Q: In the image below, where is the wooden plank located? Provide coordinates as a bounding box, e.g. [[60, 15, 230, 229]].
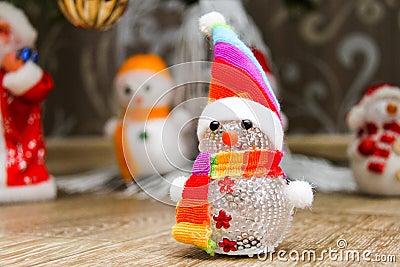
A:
[[0, 192, 397, 266], [46, 137, 116, 175], [0, 194, 175, 241], [35, 211, 400, 266], [285, 134, 351, 161], [0, 236, 111, 267]]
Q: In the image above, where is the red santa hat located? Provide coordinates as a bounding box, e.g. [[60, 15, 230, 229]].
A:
[[0, 2, 37, 47], [197, 12, 283, 150], [347, 83, 400, 130]]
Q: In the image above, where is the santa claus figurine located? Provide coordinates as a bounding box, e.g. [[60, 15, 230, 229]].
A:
[[347, 83, 400, 196], [0, 2, 56, 203]]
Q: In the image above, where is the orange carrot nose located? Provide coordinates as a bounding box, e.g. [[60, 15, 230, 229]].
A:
[[135, 96, 143, 105], [387, 102, 398, 115], [222, 131, 238, 146]]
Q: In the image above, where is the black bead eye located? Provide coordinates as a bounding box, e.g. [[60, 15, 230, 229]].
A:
[[124, 86, 132, 95], [241, 119, 253, 130], [209, 121, 220, 131], [144, 85, 151, 92]]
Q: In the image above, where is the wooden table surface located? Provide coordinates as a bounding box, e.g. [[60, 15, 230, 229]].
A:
[[0, 191, 399, 266]]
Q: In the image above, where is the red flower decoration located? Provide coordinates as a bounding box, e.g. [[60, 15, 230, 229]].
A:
[[218, 238, 237, 252], [218, 176, 235, 193], [213, 210, 232, 229]]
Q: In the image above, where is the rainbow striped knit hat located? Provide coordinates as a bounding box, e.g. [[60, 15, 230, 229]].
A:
[[197, 12, 283, 151]]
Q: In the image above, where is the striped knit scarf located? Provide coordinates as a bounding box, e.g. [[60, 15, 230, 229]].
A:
[[171, 149, 283, 255]]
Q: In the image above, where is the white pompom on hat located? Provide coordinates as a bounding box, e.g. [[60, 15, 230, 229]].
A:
[[0, 2, 37, 47], [199, 11, 226, 37], [346, 83, 400, 130]]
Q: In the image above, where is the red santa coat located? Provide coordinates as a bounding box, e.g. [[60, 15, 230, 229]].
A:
[[0, 67, 53, 186]]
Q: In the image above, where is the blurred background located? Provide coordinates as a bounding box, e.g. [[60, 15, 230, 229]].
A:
[[9, 0, 400, 136]]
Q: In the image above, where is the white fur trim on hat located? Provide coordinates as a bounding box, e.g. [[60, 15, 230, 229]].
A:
[[347, 85, 400, 130], [3, 61, 43, 96], [199, 11, 226, 37], [197, 97, 284, 150], [0, 2, 37, 47], [0, 177, 57, 203]]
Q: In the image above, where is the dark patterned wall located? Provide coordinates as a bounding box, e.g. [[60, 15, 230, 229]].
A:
[[24, 0, 400, 135], [248, 0, 400, 133]]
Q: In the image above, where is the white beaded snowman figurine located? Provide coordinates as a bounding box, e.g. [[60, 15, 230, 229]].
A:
[[170, 12, 314, 256], [347, 83, 400, 196]]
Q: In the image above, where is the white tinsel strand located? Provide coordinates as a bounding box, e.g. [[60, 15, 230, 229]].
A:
[[281, 150, 357, 192]]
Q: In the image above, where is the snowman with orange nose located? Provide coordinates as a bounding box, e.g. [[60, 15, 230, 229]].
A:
[[170, 12, 314, 256], [347, 83, 400, 195], [105, 54, 192, 182]]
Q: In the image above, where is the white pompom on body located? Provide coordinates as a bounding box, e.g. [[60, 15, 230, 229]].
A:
[[103, 117, 119, 138], [284, 180, 314, 209], [199, 11, 226, 36], [170, 176, 189, 204]]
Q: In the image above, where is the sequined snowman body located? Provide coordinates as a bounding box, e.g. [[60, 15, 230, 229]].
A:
[[200, 120, 294, 255], [209, 177, 293, 255]]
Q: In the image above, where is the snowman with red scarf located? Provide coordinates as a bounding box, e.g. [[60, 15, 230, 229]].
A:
[[347, 83, 400, 195], [0, 2, 55, 203]]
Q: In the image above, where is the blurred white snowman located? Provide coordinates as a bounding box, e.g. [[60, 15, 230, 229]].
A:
[[347, 83, 400, 196], [105, 54, 192, 182]]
